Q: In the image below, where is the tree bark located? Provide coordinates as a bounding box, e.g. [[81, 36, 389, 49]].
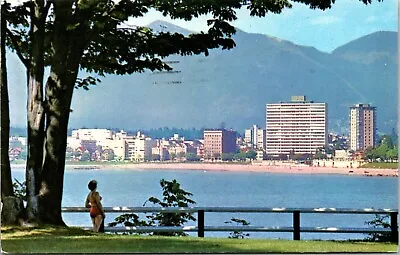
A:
[[1, 3, 27, 226], [1, 196, 24, 225], [38, 0, 86, 225], [39, 71, 74, 225], [1, 3, 14, 199], [25, 0, 47, 223]]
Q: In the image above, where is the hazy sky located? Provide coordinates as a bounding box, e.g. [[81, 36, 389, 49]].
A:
[[7, 0, 398, 128], [128, 0, 397, 53]]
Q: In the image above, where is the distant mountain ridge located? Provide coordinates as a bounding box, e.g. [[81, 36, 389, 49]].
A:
[[8, 21, 398, 134], [332, 31, 397, 65]]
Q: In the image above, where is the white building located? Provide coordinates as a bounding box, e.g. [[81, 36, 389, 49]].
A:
[[71, 129, 113, 143], [244, 125, 266, 150], [266, 96, 327, 156], [349, 104, 377, 151], [101, 139, 127, 160], [244, 129, 252, 144], [114, 130, 128, 140], [125, 131, 157, 161], [67, 137, 82, 150]]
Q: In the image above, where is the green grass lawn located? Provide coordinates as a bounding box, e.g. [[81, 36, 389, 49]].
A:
[[360, 162, 398, 169], [1, 226, 398, 253]]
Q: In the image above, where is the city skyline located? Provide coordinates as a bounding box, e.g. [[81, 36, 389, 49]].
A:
[[10, 97, 382, 139]]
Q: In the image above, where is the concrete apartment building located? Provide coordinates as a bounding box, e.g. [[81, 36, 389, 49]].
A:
[[203, 129, 237, 158], [69, 129, 127, 160], [266, 96, 328, 157], [125, 131, 157, 161], [100, 139, 127, 160], [349, 104, 377, 151], [244, 125, 266, 150]]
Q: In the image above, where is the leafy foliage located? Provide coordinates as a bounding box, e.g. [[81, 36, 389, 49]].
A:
[[364, 214, 392, 242], [5, 0, 380, 80], [364, 135, 398, 162], [12, 179, 26, 202], [233, 151, 247, 161], [245, 150, 257, 160], [224, 217, 250, 239], [108, 212, 152, 234], [221, 153, 235, 161], [144, 179, 196, 236], [109, 179, 196, 236], [185, 153, 200, 161], [75, 76, 101, 91]]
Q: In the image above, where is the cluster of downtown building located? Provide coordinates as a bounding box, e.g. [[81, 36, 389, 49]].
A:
[[64, 95, 377, 162]]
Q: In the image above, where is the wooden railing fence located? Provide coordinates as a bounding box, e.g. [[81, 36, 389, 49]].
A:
[[62, 207, 398, 241]]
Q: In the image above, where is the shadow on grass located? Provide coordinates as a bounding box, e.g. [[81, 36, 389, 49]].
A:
[[1, 225, 97, 239], [2, 227, 397, 253]]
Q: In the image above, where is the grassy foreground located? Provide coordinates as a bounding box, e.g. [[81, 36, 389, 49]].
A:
[[1, 226, 398, 253]]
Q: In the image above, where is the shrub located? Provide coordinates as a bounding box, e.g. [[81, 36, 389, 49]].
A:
[[224, 217, 250, 239], [109, 179, 196, 236], [364, 214, 392, 242]]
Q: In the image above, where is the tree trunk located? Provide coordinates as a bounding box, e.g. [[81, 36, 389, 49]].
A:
[[25, 0, 47, 223], [1, 196, 24, 225], [1, 3, 27, 226], [39, 71, 74, 225], [37, 0, 86, 225], [0, 2, 14, 199]]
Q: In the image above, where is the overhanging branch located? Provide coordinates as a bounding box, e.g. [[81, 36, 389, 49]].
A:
[[5, 27, 29, 68]]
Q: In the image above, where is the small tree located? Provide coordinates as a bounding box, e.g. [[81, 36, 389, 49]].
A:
[[110, 179, 196, 236], [80, 151, 91, 161], [186, 153, 200, 162], [212, 153, 221, 160], [245, 150, 257, 160], [13, 179, 27, 202], [169, 153, 177, 161], [224, 217, 250, 239], [364, 214, 393, 242], [145, 179, 196, 236], [233, 152, 247, 161], [177, 152, 186, 159], [221, 153, 234, 161]]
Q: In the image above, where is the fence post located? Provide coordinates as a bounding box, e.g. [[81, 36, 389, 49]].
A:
[[198, 210, 204, 238], [390, 212, 398, 243], [293, 211, 300, 240]]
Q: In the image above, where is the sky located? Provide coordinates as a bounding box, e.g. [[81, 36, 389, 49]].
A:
[[7, 0, 398, 128], [128, 0, 398, 53]]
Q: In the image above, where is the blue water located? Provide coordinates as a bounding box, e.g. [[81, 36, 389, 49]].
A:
[[11, 168, 398, 240]]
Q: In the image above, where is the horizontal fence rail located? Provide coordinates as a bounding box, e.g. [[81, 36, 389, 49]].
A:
[[62, 207, 398, 241]]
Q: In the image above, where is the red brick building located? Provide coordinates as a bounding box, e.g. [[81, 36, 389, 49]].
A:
[[203, 129, 237, 158]]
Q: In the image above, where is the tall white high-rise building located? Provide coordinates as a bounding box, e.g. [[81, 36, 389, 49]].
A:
[[244, 125, 266, 150], [266, 96, 327, 156], [349, 104, 377, 151]]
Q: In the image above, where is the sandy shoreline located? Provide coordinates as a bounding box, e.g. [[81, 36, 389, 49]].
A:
[[9, 161, 396, 177], [11, 162, 398, 177], [110, 162, 398, 177]]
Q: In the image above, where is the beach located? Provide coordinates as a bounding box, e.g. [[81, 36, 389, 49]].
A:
[[11, 161, 398, 177], [61, 162, 398, 177]]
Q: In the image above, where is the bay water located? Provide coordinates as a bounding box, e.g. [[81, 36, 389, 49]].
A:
[[11, 167, 398, 240]]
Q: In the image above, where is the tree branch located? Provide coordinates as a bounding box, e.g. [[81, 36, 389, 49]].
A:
[[5, 27, 29, 68], [43, 0, 53, 15]]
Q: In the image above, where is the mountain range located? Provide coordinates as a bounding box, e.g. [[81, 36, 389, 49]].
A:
[[8, 21, 398, 134]]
